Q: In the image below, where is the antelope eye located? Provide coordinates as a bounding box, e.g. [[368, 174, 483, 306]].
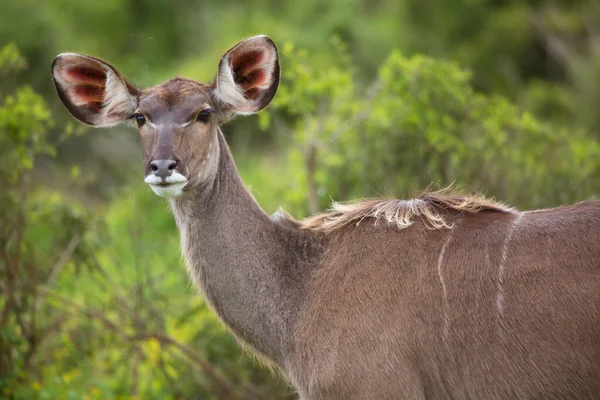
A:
[[196, 109, 211, 123], [134, 113, 146, 127]]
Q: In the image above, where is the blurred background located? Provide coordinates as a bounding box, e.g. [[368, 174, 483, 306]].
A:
[[1, 0, 599, 398]]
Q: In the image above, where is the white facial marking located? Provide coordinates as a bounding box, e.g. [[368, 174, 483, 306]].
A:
[[144, 174, 162, 185], [198, 153, 210, 178], [437, 231, 453, 338], [165, 171, 187, 184], [497, 213, 524, 315]]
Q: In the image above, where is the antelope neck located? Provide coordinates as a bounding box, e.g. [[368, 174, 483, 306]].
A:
[[168, 130, 307, 363]]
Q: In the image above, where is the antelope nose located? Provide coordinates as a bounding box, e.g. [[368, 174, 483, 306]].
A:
[[150, 159, 177, 179]]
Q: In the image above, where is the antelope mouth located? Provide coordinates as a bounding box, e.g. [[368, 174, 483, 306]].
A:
[[144, 173, 188, 198]]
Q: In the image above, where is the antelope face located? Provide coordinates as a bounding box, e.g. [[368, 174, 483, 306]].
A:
[[52, 35, 280, 198], [135, 80, 218, 198]]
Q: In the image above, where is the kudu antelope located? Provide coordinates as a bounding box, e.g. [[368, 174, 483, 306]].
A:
[[52, 36, 600, 399]]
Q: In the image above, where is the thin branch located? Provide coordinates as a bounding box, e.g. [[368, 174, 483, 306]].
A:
[[34, 234, 81, 313], [157, 349, 186, 399], [305, 144, 319, 215], [325, 78, 383, 145], [41, 289, 128, 338], [131, 350, 141, 398], [272, 115, 294, 139], [132, 332, 259, 400], [0, 212, 24, 330], [89, 254, 147, 330]]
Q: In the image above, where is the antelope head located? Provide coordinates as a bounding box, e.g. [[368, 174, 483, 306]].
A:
[[52, 36, 280, 198]]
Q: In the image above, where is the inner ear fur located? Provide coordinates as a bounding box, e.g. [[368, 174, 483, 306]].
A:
[[52, 54, 138, 126], [214, 35, 280, 114]]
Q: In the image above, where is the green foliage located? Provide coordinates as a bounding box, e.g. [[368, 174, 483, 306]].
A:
[[3, 0, 599, 200], [270, 42, 600, 216], [0, 43, 93, 399], [0, 45, 52, 181], [0, 44, 27, 78]]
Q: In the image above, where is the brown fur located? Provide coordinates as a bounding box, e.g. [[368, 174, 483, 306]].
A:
[[53, 36, 600, 400], [290, 201, 600, 399]]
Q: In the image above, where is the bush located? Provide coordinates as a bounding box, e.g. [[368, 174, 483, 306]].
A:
[[269, 39, 600, 216]]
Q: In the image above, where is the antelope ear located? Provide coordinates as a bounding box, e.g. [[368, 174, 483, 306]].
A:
[[52, 53, 138, 126], [213, 35, 280, 115]]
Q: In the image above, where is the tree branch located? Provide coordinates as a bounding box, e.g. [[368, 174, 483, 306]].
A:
[[34, 234, 81, 313]]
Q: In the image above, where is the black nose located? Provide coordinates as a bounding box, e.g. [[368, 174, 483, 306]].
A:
[[150, 159, 178, 179]]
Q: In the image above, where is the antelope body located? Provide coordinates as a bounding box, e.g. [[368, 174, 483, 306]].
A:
[[52, 36, 600, 399]]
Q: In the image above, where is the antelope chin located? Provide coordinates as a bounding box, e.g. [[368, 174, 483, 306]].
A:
[[147, 181, 188, 198]]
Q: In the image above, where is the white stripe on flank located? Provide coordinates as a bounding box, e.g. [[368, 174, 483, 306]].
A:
[[437, 231, 453, 338], [497, 213, 524, 315]]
